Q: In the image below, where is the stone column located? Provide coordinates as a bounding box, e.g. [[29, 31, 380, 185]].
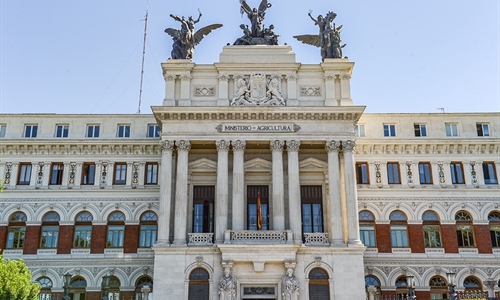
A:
[[157, 141, 174, 245], [483, 279, 497, 299], [217, 75, 229, 106], [179, 75, 192, 106], [342, 140, 362, 245], [287, 140, 301, 244], [367, 286, 378, 300], [30, 162, 38, 187], [326, 141, 344, 245], [231, 140, 246, 231], [74, 163, 83, 188], [173, 140, 190, 245], [475, 161, 485, 187], [215, 140, 230, 243], [270, 140, 285, 230], [94, 162, 102, 187], [125, 162, 133, 186]]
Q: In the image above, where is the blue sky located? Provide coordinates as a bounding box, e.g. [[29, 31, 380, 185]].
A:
[[1, 0, 499, 114]]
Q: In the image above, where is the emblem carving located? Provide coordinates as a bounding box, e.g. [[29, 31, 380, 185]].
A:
[[230, 74, 286, 106], [194, 86, 215, 96], [300, 87, 321, 96]]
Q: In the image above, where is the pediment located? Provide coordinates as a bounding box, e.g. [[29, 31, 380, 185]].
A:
[[189, 158, 217, 173], [299, 158, 328, 172], [244, 158, 272, 173]]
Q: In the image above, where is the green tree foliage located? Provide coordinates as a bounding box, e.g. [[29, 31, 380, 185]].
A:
[[0, 253, 41, 300]]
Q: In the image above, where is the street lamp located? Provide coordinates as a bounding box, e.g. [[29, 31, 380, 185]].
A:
[[446, 272, 457, 300], [406, 275, 416, 300], [62, 273, 72, 300], [101, 275, 111, 300]]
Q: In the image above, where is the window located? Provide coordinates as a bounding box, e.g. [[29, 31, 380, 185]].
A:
[[423, 211, 442, 248], [74, 211, 93, 248], [107, 211, 125, 248], [395, 276, 410, 299], [117, 124, 130, 137], [40, 212, 60, 248], [455, 211, 475, 247], [356, 162, 369, 184], [365, 276, 381, 299], [450, 162, 464, 184], [24, 124, 38, 138], [145, 163, 158, 185], [69, 277, 87, 300], [135, 277, 153, 300], [55, 125, 69, 138], [139, 211, 158, 248], [6, 212, 27, 249], [359, 211, 376, 248], [383, 124, 396, 137], [18, 163, 32, 185], [193, 186, 215, 234], [476, 123, 490, 137], [419, 162, 433, 184], [445, 123, 458, 137], [488, 211, 500, 248], [81, 163, 96, 185], [87, 124, 100, 138], [482, 162, 498, 184], [106, 276, 121, 300], [147, 124, 160, 138], [301, 186, 323, 234], [37, 277, 53, 300], [309, 268, 330, 300], [387, 162, 401, 184], [390, 211, 408, 248], [355, 124, 365, 137], [114, 163, 127, 185], [414, 124, 427, 137], [429, 276, 448, 300], [247, 186, 269, 230], [188, 268, 209, 300], [50, 163, 64, 185], [0, 124, 6, 137], [463, 277, 483, 292]]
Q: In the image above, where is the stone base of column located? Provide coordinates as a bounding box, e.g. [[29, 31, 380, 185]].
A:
[[330, 239, 347, 247], [153, 242, 170, 248], [348, 239, 364, 247], [172, 240, 187, 246]]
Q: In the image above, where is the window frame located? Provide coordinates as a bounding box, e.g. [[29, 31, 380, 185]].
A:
[[145, 162, 159, 185], [40, 212, 60, 249], [450, 162, 465, 184], [49, 162, 64, 185], [106, 211, 126, 248], [455, 211, 475, 248], [247, 186, 269, 230], [355, 162, 370, 184], [139, 211, 158, 248], [383, 124, 396, 137], [6, 212, 27, 249], [390, 211, 409, 248], [117, 124, 131, 138], [359, 211, 376, 248], [355, 124, 365, 137], [18, 163, 32, 185], [0, 124, 6, 138], [86, 124, 100, 138], [24, 124, 38, 138], [445, 123, 458, 137], [55, 124, 69, 138], [482, 162, 498, 184], [418, 162, 433, 184], [414, 123, 427, 137], [476, 123, 490, 137], [301, 185, 324, 234], [387, 162, 401, 184], [81, 163, 96, 185], [489, 211, 500, 248], [114, 163, 127, 185], [147, 124, 161, 138], [73, 211, 93, 248]]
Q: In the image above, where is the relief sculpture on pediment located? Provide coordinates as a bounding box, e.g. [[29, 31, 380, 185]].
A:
[[230, 73, 286, 106]]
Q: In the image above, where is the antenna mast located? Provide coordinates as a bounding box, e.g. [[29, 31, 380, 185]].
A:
[[137, 3, 149, 114]]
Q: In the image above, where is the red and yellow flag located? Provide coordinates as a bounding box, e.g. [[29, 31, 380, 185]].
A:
[[257, 191, 262, 230]]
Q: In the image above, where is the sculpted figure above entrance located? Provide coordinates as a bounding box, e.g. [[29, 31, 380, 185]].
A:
[[230, 74, 285, 106]]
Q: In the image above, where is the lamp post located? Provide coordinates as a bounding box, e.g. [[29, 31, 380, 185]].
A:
[[62, 273, 72, 300], [101, 274, 111, 300], [446, 272, 457, 300], [406, 275, 416, 300]]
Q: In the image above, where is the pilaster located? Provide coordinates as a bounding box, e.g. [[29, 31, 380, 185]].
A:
[[286, 140, 301, 244], [342, 140, 362, 245], [231, 140, 246, 231], [217, 74, 229, 106], [215, 140, 230, 242], [173, 140, 190, 245], [326, 140, 344, 245], [157, 140, 174, 245]]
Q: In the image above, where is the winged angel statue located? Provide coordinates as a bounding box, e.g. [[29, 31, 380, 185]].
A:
[[293, 11, 346, 61], [165, 10, 222, 59], [234, 0, 279, 45]]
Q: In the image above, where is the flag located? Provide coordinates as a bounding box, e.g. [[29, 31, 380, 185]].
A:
[[257, 191, 262, 230]]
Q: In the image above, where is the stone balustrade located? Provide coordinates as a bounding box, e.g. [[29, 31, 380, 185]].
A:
[[188, 233, 214, 246], [303, 232, 329, 245], [224, 230, 293, 244]]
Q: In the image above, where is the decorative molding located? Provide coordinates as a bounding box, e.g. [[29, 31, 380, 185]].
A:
[[270, 140, 285, 152], [300, 87, 321, 96], [342, 140, 356, 152], [176, 140, 191, 152], [159, 140, 175, 152], [4, 163, 12, 185], [216, 140, 231, 152], [132, 163, 139, 186], [194, 86, 215, 96], [68, 163, 76, 187], [325, 140, 341, 153], [100, 162, 108, 188], [286, 140, 300, 152], [231, 140, 246, 151], [469, 162, 478, 186], [36, 162, 44, 187]]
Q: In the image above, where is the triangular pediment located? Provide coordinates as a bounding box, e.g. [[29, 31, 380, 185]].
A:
[[244, 158, 272, 173], [188, 158, 217, 173], [299, 157, 328, 172]]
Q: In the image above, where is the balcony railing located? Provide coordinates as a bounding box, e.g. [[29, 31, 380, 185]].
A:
[[188, 233, 214, 246], [224, 230, 293, 244], [303, 232, 329, 245]]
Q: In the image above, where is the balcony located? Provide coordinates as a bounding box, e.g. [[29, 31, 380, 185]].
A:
[[188, 233, 214, 246], [303, 232, 329, 246], [224, 230, 293, 244]]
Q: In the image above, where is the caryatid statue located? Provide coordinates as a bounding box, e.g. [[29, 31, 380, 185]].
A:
[[165, 10, 222, 59], [281, 261, 299, 300], [218, 263, 237, 300], [234, 0, 279, 45]]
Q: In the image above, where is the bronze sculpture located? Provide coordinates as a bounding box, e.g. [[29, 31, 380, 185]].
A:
[[234, 0, 279, 45]]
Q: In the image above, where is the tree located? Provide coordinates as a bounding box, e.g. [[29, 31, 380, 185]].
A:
[[0, 253, 41, 300]]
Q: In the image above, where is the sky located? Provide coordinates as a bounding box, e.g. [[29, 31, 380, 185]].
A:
[[1, 0, 499, 115]]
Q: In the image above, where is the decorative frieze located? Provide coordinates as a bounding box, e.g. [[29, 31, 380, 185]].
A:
[[300, 87, 321, 96], [36, 163, 44, 187], [405, 162, 413, 185], [216, 123, 300, 133], [4, 162, 12, 185], [230, 73, 286, 106], [470, 162, 478, 186], [100, 162, 108, 188], [194, 86, 215, 96], [132, 163, 139, 186], [68, 163, 76, 187]]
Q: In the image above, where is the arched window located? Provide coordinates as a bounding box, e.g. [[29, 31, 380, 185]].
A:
[[359, 211, 376, 248], [422, 210, 442, 248], [135, 276, 153, 300], [390, 211, 409, 248], [455, 211, 475, 247], [107, 211, 125, 248], [189, 268, 210, 300], [7, 212, 27, 249], [74, 211, 93, 248], [107, 276, 121, 300], [308, 268, 330, 300], [70, 276, 87, 300], [488, 211, 500, 248], [139, 211, 158, 248], [37, 277, 53, 300], [365, 275, 380, 300], [429, 276, 448, 300], [463, 276, 482, 291], [395, 276, 409, 299], [40, 212, 60, 249]]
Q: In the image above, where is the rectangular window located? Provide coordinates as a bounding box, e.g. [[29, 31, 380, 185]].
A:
[[456, 225, 475, 247], [360, 226, 376, 247], [18, 163, 32, 185], [450, 162, 464, 184], [139, 225, 157, 247], [192, 186, 215, 233], [114, 163, 127, 185], [147, 124, 160, 138], [247, 186, 269, 230], [387, 162, 401, 184], [390, 225, 409, 247], [445, 123, 458, 137], [55, 125, 69, 138], [423, 226, 442, 247], [40, 227, 59, 248], [117, 125, 130, 138], [355, 124, 365, 137], [419, 162, 433, 184], [7, 227, 25, 248], [483, 162, 498, 184], [476, 123, 490, 137], [145, 163, 158, 185], [106, 225, 125, 247], [24, 124, 38, 138], [414, 124, 427, 137], [87, 125, 100, 138], [0, 124, 6, 137], [301, 186, 323, 234], [383, 124, 396, 137], [50, 163, 64, 185], [356, 162, 370, 184], [73, 226, 92, 248], [490, 226, 500, 248], [81, 163, 96, 185]]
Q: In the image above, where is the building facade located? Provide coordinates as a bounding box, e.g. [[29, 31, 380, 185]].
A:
[[0, 45, 499, 300]]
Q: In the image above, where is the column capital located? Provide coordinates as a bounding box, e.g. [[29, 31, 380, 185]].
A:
[[176, 140, 191, 152], [325, 140, 341, 153], [270, 140, 285, 152], [159, 140, 175, 151], [180, 75, 192, 81], [217, 74, 229, 81], [341, 74, 352, 80], [342, 140, 356, 152], [216, 140, 231, 152], [231, 140, 246, 151], [286, 140, 300, 152]]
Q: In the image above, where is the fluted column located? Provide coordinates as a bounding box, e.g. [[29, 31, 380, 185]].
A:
[[270, 140, 285, 230], [157, 140, 174, 245], [287, 140, 301, 243], [231, 140, 246, 230], [173, 140, 190, 245], [215, 140, 230, 243], [326, 141, 344, 245], [342, 140, 362, 245]]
